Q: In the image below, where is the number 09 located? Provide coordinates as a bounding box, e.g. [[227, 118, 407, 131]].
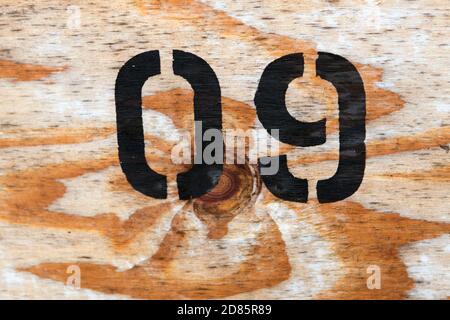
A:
[[115, 50, 366, 203]]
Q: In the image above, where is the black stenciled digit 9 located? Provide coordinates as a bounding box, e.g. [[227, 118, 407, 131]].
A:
[[115, 50, 366, 202], [255, 52, 366, 203]]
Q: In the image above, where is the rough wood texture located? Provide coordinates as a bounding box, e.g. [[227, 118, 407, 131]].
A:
[[0, 0, 449, 299]]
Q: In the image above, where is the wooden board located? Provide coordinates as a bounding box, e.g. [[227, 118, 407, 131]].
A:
[[0, 0, 449, 299]]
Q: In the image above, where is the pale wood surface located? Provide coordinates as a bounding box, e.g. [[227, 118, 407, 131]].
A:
[[0, 0, 449, 299]]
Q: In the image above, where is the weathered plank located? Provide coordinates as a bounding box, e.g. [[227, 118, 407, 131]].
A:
[[0, 0, 449, 299]]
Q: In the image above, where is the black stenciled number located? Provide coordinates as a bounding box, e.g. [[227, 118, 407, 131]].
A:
[[116, 50, 166, 199], [173, 50, 223, 200], [115, 50, 223, 200], [255, 52, 366, 203], [116, 50, 364, 203], [315, 52, 366, 203], [255, 53, 325, 202]]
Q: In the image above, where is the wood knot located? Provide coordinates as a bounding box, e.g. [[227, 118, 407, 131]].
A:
[[193, 162, 261, 239]]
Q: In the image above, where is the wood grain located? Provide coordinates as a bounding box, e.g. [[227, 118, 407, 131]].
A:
[[0, 0, 449, 299]]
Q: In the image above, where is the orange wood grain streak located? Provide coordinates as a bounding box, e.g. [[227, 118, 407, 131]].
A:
[[0, 127, 115, 148], [0, 59, 67, 82], [297, 127, 450, 165], [314, 201, 450, 299], [22, 210, 291, 299]]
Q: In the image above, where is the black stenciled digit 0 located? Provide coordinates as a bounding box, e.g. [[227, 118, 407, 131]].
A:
[[173, 50, 223, 200], [115, 50, 223, 200], [255, 52, 366, 203], [115, 50, 167, 199]]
